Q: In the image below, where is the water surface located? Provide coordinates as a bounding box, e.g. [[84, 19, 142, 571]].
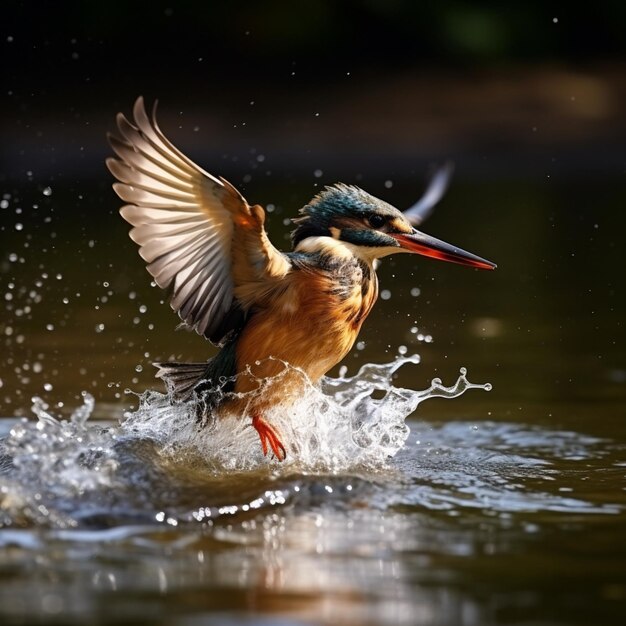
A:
[[1, 178, 625, 625]]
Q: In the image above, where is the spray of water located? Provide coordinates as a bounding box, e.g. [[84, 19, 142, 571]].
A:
[[0, 356, 490, 527], [122, 356, 490, 472]]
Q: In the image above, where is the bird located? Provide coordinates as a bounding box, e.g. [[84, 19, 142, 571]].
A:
[[107, 97, 496, 462]]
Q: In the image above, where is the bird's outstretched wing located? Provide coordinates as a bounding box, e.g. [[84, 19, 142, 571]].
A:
[[403, 162, 454, 226], [107, 97, 290, 345]]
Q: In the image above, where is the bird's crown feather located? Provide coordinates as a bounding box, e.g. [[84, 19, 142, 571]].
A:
[[291, 183, 397, 246]]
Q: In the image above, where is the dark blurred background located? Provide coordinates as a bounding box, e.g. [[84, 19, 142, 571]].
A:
[[2, 1, 626, 181], [1, 1, 625, 421]]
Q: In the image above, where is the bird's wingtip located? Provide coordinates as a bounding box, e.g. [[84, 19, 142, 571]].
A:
[[404, 162, 455, 226]]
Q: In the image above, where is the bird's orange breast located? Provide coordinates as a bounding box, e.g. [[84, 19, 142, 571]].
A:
[[232, 255, 378, 404]]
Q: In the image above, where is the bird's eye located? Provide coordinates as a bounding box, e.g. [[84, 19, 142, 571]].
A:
[[368, 214, 386, 229]]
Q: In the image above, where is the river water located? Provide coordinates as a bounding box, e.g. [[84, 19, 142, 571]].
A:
[[1, 178, 625, 625]]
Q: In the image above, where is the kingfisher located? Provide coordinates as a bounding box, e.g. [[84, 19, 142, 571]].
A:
[[107, 97, 496, 461]]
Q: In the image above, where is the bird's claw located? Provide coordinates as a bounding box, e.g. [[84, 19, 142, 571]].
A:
[[252, 414, 286, 461]]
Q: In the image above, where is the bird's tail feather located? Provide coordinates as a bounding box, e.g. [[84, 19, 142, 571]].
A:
[[153, 361, 207, 401]]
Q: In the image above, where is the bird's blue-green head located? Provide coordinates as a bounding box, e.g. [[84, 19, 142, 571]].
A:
[[292, 184, 496, 269]]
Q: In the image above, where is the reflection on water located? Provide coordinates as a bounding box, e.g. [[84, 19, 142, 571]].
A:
[[1, 413, 625, 624]]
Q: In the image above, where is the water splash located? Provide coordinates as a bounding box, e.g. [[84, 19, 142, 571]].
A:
[[0, 357, 489, 526], [1, 356, 623, 531], [122, 357, 490, 472], [7, 392, 117, 491], [1, 392, 118, 527]]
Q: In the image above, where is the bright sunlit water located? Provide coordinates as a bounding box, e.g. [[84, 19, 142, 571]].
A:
[[1, 178, 625, 625]]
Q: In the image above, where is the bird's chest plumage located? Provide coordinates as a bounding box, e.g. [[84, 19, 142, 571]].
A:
[[234, 252, 378, 388]]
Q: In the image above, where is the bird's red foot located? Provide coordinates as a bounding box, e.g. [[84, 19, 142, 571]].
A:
[[252, 414, 286, 461]]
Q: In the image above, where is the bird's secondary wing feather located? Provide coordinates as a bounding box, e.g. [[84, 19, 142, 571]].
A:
[[107, 96, 290, 345]]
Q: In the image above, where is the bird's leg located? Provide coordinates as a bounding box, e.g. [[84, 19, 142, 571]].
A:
[[252, 414, 286, 461]]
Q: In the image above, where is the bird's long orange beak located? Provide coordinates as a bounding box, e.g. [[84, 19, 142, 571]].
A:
[[391, 230, 496, 270]]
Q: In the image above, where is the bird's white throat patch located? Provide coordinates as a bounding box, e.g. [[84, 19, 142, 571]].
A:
[[295, 235, 398, 264], [295, 235, 356, 259]]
